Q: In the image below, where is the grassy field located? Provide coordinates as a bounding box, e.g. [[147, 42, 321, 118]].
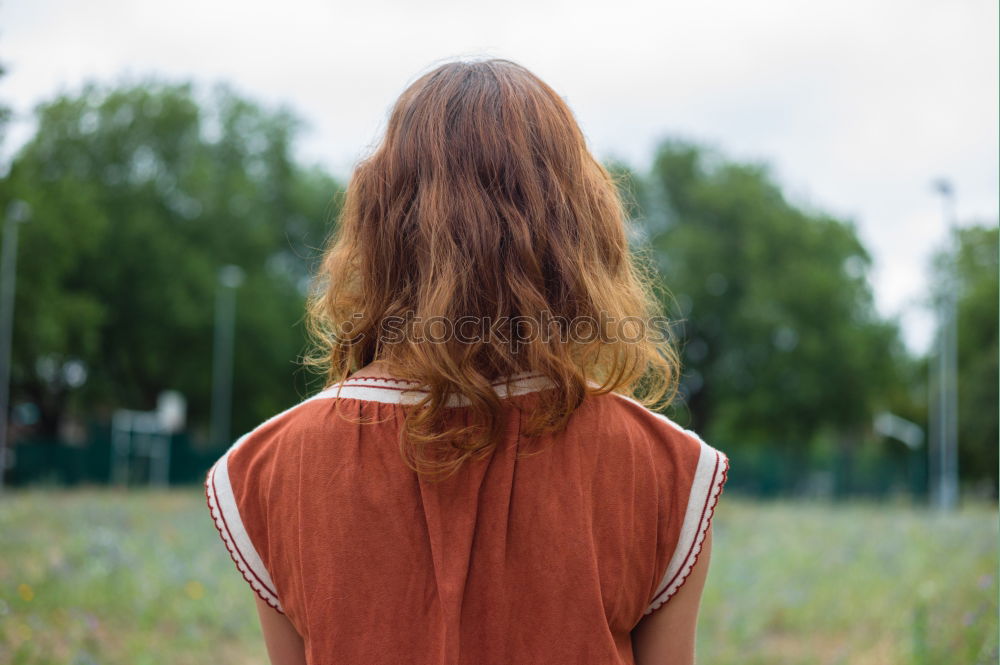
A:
[[0, 489, 996, 665]]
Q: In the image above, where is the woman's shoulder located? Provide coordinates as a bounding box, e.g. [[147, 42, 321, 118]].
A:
[[584, 391, 729, 617], [233, 388, 342, 447], [580, 390, 729, 498], [584, 390, 719, 454], [208, 382, 377, 471]]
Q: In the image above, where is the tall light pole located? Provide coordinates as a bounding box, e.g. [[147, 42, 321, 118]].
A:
[[930, 178, 959, 511], [210, 265, 244, 447], [0, 200, 31, 494]]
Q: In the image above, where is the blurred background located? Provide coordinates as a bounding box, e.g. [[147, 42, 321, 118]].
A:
[[0, 0, 996, 663]]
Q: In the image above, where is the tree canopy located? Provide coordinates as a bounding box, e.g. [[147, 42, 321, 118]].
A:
[[622, 141, 909, 452], [1, 80, 340, 441]]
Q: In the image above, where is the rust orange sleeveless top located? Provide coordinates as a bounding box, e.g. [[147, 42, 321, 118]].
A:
[[204, 373, 729, 665]]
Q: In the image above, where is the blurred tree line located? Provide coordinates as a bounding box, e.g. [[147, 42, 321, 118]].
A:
[[0, 79, 339, 441], [0, 78, 995, 492]]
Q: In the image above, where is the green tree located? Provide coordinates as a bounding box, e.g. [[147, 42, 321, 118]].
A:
[[634, 141, 908, 459], [2, 80, 341, 443]]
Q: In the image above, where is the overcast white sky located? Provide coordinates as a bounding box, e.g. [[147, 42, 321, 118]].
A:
[[2, 0, 997, 354]]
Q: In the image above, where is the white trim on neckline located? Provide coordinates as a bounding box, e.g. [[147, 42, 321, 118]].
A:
[[311, 371, 556, 406]]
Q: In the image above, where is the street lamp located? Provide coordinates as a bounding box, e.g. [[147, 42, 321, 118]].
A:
[[210, 264, 245, 448], [929, 178, 959, 511], [0, 200, 31, 493]]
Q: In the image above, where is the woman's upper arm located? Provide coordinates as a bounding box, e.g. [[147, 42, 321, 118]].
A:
[[255, 593, 307, 665], [630, 525, 713, 665]]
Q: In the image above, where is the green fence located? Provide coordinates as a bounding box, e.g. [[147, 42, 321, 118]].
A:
[[721, 441, 929, 500], [5, 422, 225, 487], [5, 425, 930, 501]]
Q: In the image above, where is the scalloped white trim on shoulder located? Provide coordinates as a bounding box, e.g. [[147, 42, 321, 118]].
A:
[[205, 455, 284, 613], [643, 443, 728, 616]]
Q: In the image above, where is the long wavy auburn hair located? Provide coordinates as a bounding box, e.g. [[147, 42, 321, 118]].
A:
[[303, 57, 681, 482]]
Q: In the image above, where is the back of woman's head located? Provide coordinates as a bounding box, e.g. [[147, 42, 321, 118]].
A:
[[305, 57, 680, 480]]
